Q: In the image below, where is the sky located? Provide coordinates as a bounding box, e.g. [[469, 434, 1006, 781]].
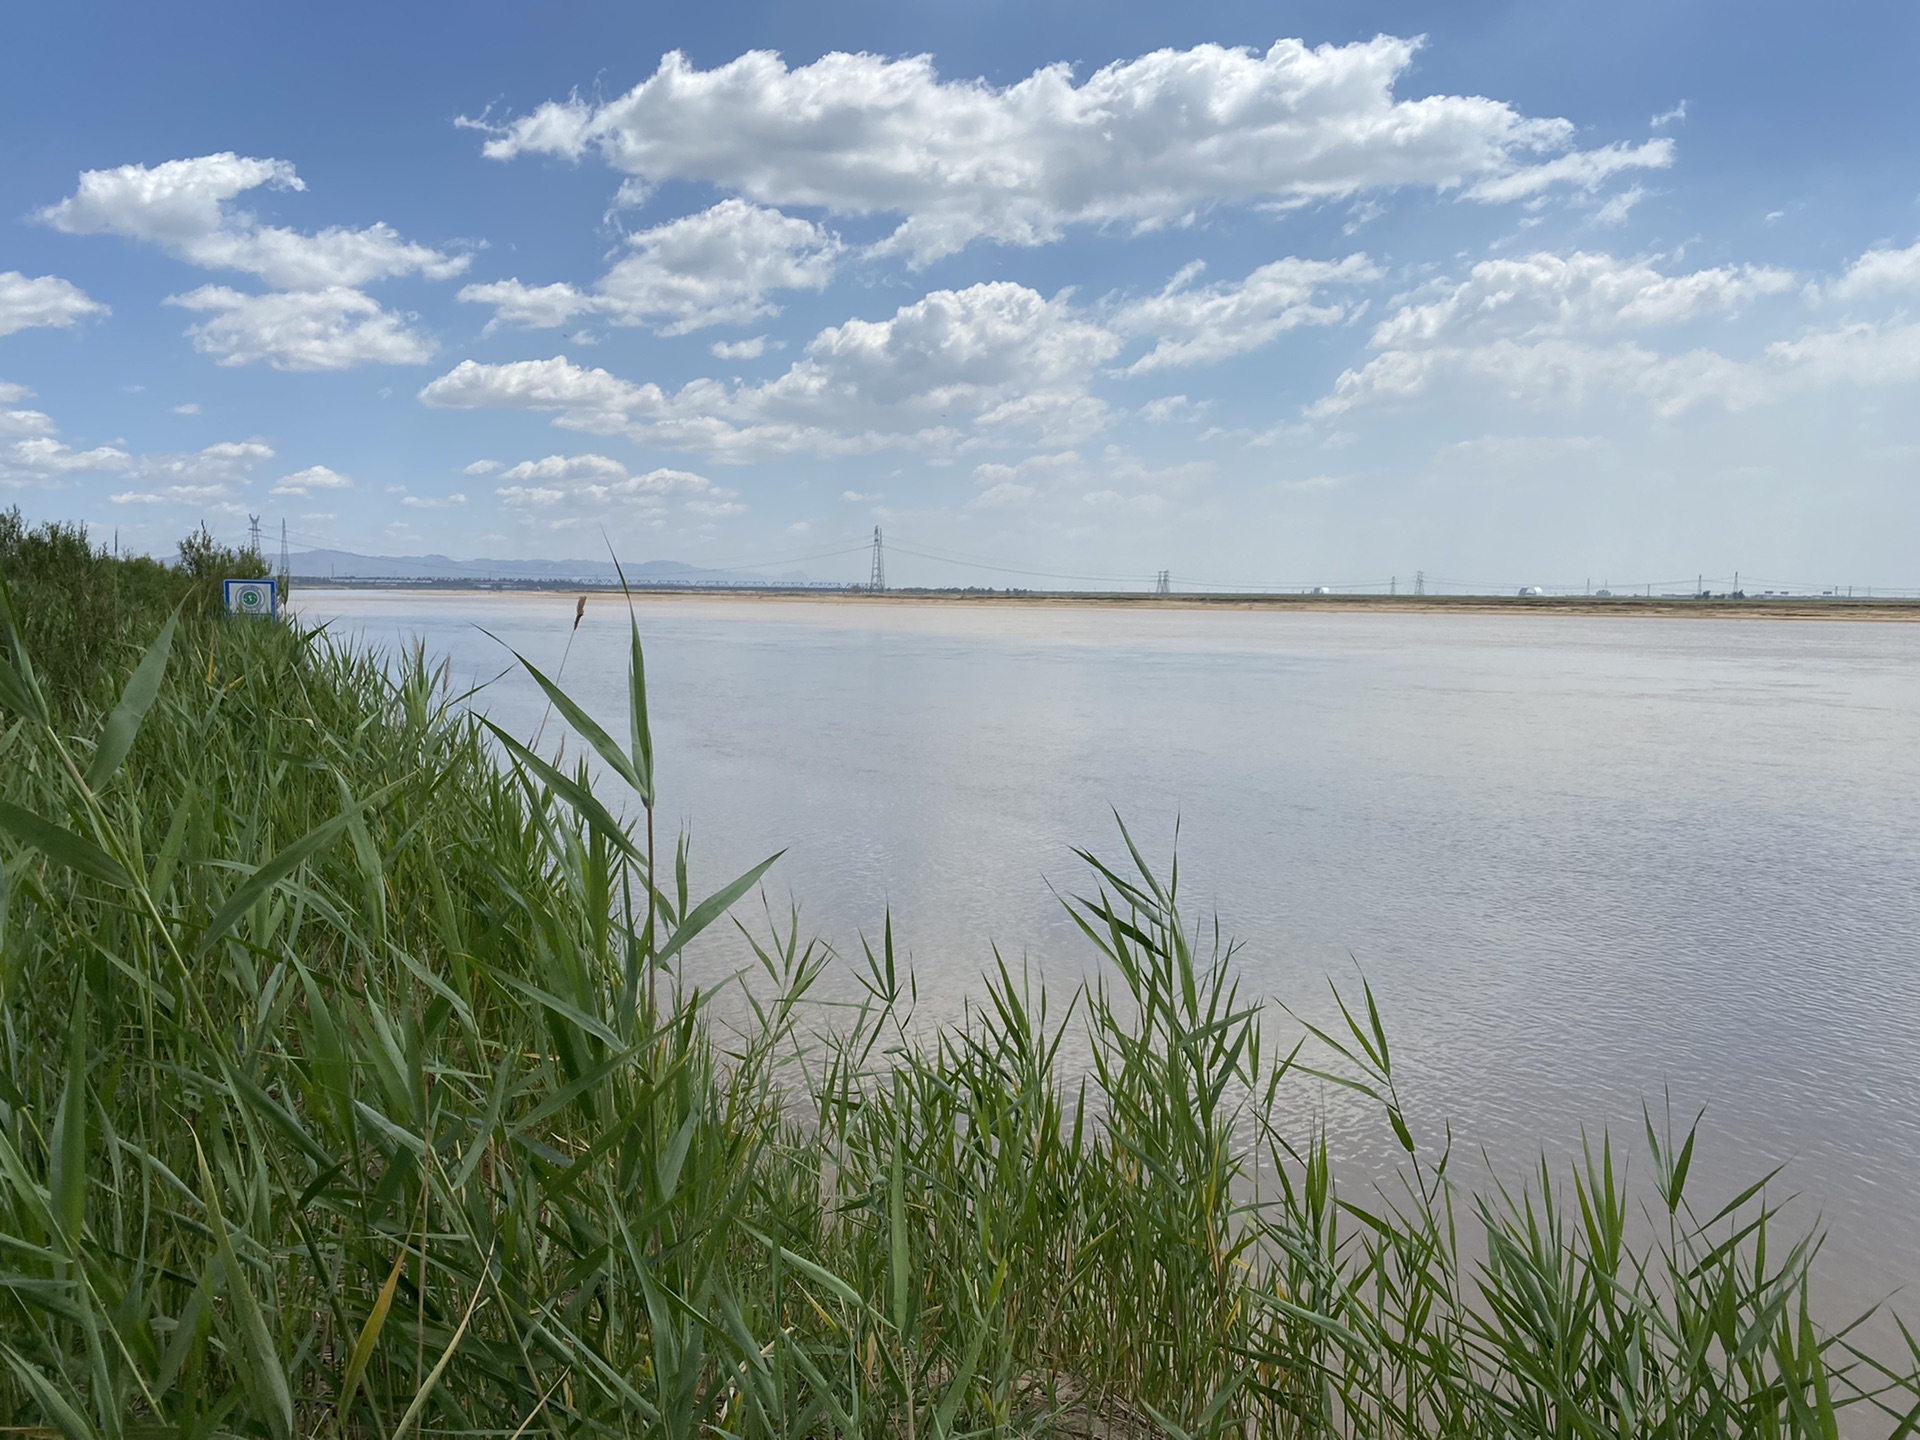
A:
[[2, 0, 1917, 592]]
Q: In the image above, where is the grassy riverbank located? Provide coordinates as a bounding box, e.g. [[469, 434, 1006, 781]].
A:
[[3, 518, 1917, 1437]]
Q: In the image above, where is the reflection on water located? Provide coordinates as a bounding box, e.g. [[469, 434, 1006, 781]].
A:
[[297, 591, 1920, 1319]]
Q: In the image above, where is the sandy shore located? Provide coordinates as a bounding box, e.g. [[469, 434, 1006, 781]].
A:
[[292, 584, 1920, 623]]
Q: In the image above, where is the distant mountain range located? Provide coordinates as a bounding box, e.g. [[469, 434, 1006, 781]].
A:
[[287, 548, 813, 586]]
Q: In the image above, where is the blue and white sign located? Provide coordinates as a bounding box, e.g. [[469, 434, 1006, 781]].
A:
[[223, 579, 278, 618]]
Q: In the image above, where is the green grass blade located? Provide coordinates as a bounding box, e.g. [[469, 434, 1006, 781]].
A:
[[626, 609, 654, 808], [194, 1138, 293, 1440], [49, 981, 87, 1245], [0, 1345, 100, 1440], [83, 606, 178, 791], [195, 778, 403, 958], [391, 1262, 490, 1440], [0, 800, 134, 890], [608, 550, 656, 808], [339, 1243, 409, 1426], [484, 625, 646, 797], [655, 851, 784, 967]]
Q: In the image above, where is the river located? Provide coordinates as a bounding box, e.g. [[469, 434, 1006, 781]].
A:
[[295, 589, 1920, 1321]]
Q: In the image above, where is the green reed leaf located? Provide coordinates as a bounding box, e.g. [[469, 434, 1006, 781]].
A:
[[84, 606, 178, 791], [0, 799, 134, 890]]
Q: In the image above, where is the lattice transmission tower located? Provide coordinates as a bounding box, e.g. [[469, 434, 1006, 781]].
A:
[[869, 526, 886, 592], [1154, 569, 1171, 595]]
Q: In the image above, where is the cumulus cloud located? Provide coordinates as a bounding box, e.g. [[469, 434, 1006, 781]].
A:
[[402, 492, 467, 508], [1463, 140, 1673, 203], [1312, 338, 1754, 418], [168, 286, 433, 369], [471, 40, 1667, 262], [1313, 252, 1799, 415], [1138, 394, 1209, 423], [109, 439, 276, 509], [40, 153, 457, 368], [1827, 240, 1920, 301], [461, 200, 840, 334], [494, 452, 738, 523], [2, 436, 133, 486], [423, 281, 1120, 459], [1368, 252, 1793, 349], [1113, 254, 1377, 373], [0, 271, 108, 336], [1, 382, 278, 508], [712, 335, 770, 360], [39, 153, 466, 288], [0, 381, 129, 487], [1314, 258, 1920, 421], [270, 464, 352, 496], [965, 447, 1209, 518]]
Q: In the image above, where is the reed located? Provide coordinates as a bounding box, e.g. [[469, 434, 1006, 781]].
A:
[[1, 529, 1915, 1437]]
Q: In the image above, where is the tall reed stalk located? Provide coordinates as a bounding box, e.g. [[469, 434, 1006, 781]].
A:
[[1, 529, 1914, 1437]]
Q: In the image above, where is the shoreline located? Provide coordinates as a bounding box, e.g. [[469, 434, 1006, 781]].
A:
[[291, 584, 1920, 623]]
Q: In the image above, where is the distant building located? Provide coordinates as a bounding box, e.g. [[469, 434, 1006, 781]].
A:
[[1518, 586, 1546, 596]]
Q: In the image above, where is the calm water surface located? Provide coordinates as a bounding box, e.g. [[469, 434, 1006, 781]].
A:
[[297, 591, 1920, 1317]]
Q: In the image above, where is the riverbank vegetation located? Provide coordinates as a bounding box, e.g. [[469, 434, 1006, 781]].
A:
[[2, 517, 1916, 1437]]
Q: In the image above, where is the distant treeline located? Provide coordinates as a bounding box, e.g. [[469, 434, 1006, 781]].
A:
[[0, 507, 268, 710]]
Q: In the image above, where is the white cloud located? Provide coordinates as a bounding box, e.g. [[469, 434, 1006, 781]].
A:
[[1828, 240, 1920, 301], [1311, 251, 1818, 418], [963, 447, 1209, 520], [1312, 337, 1753, 417], [173, 402, 202, 415], [1113, 254, 1376, 373], [1761, 319, 1920, 386], [39, 153, 466, 289], [1650, 101, 1688, 129], [1590, 185, 1648, 227], [712, 335, 770, 360], [270, 464, 352, 496], [970, 481, 1037, 508], [3, 436, 133, 486], [461, 200, 839, 334], [1367, 252, 1793, 350], [1464, 140, 1673, 203], [472, 40, 1667, 263], [420, 355, 663, 429], [423, 281, 1121, 459], [106, 439, 276, 509], [458, 279, 587, 329], [462, 459, 501, 475], [0, 398, 56, 438], [0, 271, 108, 336], [168, 286, 433, 369], [402, 492, 467, 508], [494, 452, 737, 523], [498, 453, 631, 484], [1138, 394, 1209, 423], [1, 382, 129, 487], [1, 387, 277, 504], [41, 153, 460, 370]]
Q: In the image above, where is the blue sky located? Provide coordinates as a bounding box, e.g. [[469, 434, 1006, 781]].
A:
[[3, 0, 1917, 590]]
